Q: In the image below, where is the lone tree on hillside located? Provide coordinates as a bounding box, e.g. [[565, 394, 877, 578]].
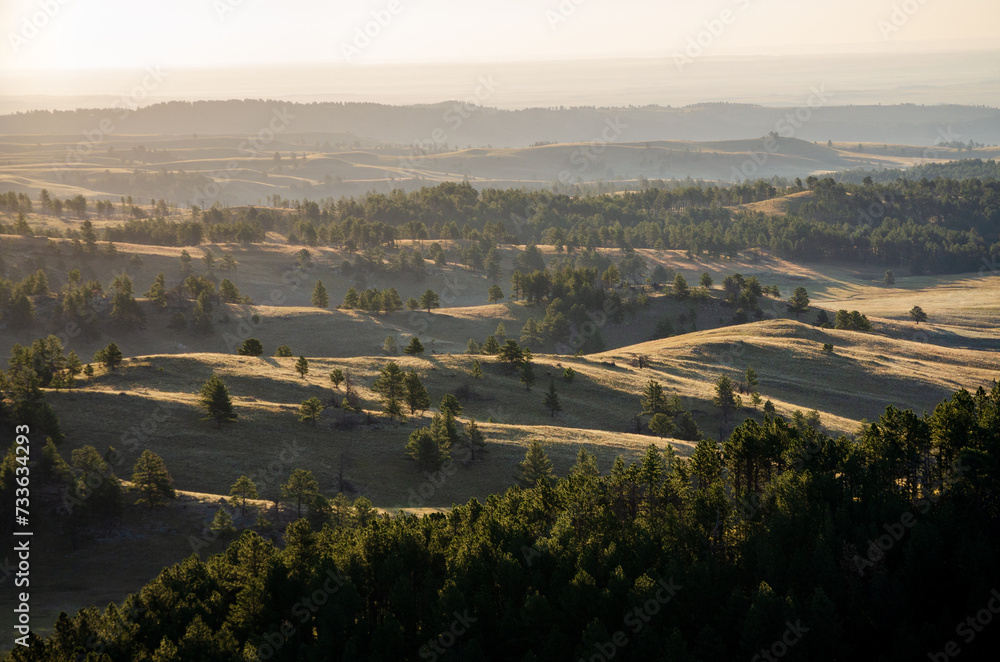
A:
[[199, 374, 237, 428], [275, 345, 293, 357], [404, 337, 425, 355], [282, 468, 319, 519], [229, 475, 258, 517], [94, 342, 123, 370], [311, 280, 329, 308], [745, 366, 760, 396], [330, 368, 345, 389], [520, 361, 536, 391], [237, 338, 264, 356], [130, 450, 176, 508], [419, 289, 441, 312], [884, 270, 896, 286], [787, 287, 810, 316], [910, 305, 928, 324], [461, 417, 488, 462], [299, 397, 324, 424], [518, 440, 554, 486], [672, 273, 689, 299], [543, 380, 561, 417], [295, 356, 309, 379], [488, 284, 504, 303]]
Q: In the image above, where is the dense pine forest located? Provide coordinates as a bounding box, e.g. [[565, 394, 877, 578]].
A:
[[4, 166, 998, 276], [3, 377, 999, 661]]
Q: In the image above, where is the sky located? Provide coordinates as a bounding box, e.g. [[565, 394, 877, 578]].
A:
[[3, 0, 998, 70], [0, 0, 997, 107]]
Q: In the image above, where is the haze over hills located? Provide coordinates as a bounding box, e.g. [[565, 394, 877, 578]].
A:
[[4, 100, 1000, 146], [3, 100, 1000, 204], [3, 50, 999, 112]]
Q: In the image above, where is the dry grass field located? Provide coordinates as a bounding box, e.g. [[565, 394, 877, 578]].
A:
[[1, 228, 998, 648]]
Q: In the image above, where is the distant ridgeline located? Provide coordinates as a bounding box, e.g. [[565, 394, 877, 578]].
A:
[[7, 381, 1000, 661], [2, 167, 999, 275]]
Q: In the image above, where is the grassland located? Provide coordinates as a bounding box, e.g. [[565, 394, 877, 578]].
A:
[[1, 229, 998, 648]]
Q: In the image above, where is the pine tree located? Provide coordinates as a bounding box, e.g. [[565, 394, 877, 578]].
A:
[[404, 337, 425, 355], [311, 280, 329, 308], [435, 393, 460, 418], [430, 409, 460, 454], [295, 356, 309, 379], [342, 287, 359, 309], [641, 380, 673, 417], [299, 397, 324, 424], [210, 507, 237, 536], [192, 290, 213, 333], [373, 361, 406, 420], [746, 366, 759, 395], [672, 273, 689, 298], [488, 284, 504, 303], [219, 279, 245, 303], [406, 297, 420, 311], [910, 305, 928, 323], [229, 475, 258, 517], [518, 440, 554, 486], [382, 287, 403, 314], [403, 371, 430, 415], [383, 336, 398, 355], [145, 273, 167, 309], [275, 345, 292, 357], [94, 342, 124, 370], [282, 469, 319, 519], [520, 361, 536, 391], [330, 368, 345, 389], [787, 287, 810, 315], [649, 413, 675, 437], [470, 360, 483, 379], [237, 338, 263, 356], [570, 447, 600, 477], [199, 374, 237, 428], [419, 289, 440, 312], [461, 417, 487, 462], [405, 427, 446, 471], [714, 375, 737, 424], [130, 449, 176, 508], [543, 380, 561, 417], [482, 335, 501, 354]]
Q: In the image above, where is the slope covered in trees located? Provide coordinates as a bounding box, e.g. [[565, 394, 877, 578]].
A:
[[7, 174, 995, 275], [8, 381, 1000, 661]]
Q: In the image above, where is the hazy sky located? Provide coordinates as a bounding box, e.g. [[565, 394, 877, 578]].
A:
[[3, 0, 998, 71]]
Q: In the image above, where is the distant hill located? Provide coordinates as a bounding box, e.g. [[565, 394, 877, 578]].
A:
[[2, 100, 1000, 146]]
